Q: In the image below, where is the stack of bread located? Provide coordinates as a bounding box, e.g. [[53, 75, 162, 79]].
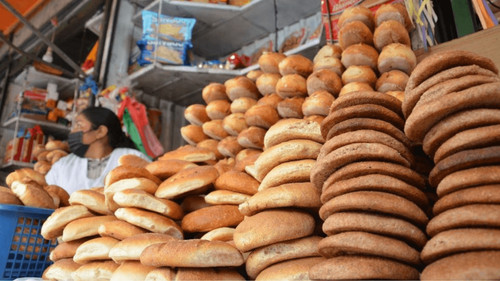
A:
[[33, 140, 70, 175], [308, 90, 428, 280], [1, 168, 68, 209], [401, 50, 500, 280], [234, 118, 325, 280], [337, 4, 414, 100]]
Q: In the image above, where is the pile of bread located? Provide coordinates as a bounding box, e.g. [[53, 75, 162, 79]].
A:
[[31, 2, 500, 280], [402, 50, 500, 279], [0, 168, 69, 209], [33, 140, 70, 175]]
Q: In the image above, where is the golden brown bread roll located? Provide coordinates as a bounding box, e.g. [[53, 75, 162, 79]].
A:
[[338, 5, 375, 31], [62, 215, 117, 242], [237, 126, 266, 149], [180, 195, 212, 214], [110, 261, 156, 281], [213, 158, 236, 176], [72, 260, 119, 281], [109, 233, 176, 263], [245, 104, 280, 129], [385, 90, 405, 102], [197, 139, 224, 159], [115, 207, 183, 239], [246, 69, 263, 81], [41, 205, 94, 240], [202, 82, 228, 104], [276, 74, 307, 98], [264, 118, 324, 149], [44, 184, 70, 207], [42, 259, 81, 281], [45, 140, 69, 151], [205, 190, 251, 205], [104, 177, 159, 212], [279, 54, 314, 77], [36, 150, 50, 162], [378, 43, 416, 75], [6, 168, 47, 187], [341, 65, 378, 87], [105, 165, 161, 187], [341, 43, 379, 70], [256, 92, 283, 109], [375, 2, 413, 31], [98, 220, 148, 241], [225, 76, 260, 101], [181, 124, 209, 145], [277, 97, 305, 119], [304, 114, 325, 124], [234, 149, 261, 172], [10, 181, 56, 209], [373, 20, 410, 51], [222, 113, 248, 136], [69, 189, 110, 215], [118, 154, 150, 169], [258, 52, 287, 74], [338, 20, 374, 50], [46, 149, 68, 164], [73, 236, 119, 264], [217, 136, 244, 158], [338, 82, 374, 97], [156, 166, 219, 200], [313, 44, 344, 75], [34, 160, 51, 175], [113, 189, 184, 219], [306, 69, 342, 97], [181, 205, 244, 233], [256, 73, 281, 96], [214, 170, 259, 195], [50, 239, 88, 262], [159, 144, 216, 162], [376, 69, 409, 93], [0, 186, 22, 205], [231, 97, 258, 113], [200, 227, 235, 242], [202, 119, 229, 140], [145, 159, 198, 180], [184, 104, 210, 126], [206, 99, 231, 120]]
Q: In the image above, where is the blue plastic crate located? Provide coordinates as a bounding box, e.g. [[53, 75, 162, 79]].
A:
[[0, 204, 58, 280]]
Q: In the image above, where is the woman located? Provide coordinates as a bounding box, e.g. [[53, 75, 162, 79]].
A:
[[45, 107, 150, 194]]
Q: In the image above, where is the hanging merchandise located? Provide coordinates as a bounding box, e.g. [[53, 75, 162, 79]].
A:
[[117, 96, 164, 159], [82, 40, 99, 72]]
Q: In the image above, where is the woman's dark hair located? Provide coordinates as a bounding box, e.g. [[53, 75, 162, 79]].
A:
[[80, 107, 137, 149]]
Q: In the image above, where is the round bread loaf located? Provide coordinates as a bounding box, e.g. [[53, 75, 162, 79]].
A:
[[341, 43, 379, 70], [376, 69, 409, 92], [217, 136, 244, 158], [140, 239, 244, 268], [202, 119, 229, 140], [158, 145, 216, 162], [264, 118, 324, 149], [258, 52, 287, 74], [202, 82, 228, 104], [256, 92, 283, 108], [184, 104, 209, 126], [275, 74, 307, 98], [62, 215, 116, 242], [259, 159, 315, 191], [237, 126, 266, 149], [110, 261, 156, 281], [233, 209, 315, 252], [115, 207, 183, 239], [197, 139, 224, 159], [239, 182, 321, 216], [230, 96, 258, 113], [318, 231, 421, 266], [113, 189, 183, 219], [338, 81, 373, 96], [373, 20, 410, 51], [378, 43, 416, 75], [245, 104, 280, 129], [145, 159, 198, 180], [181, 124, 209, 145], [256, 73, 281, 96], [71, 260, 119, 281], [302, 90, 335, 116], [338, 5, 375, 30], [323, 211, 427, 249], [181, 204, 243, 233], [104, 177, 159, 212], [310, 256, 419, 280], [245, 236, 322, 279], [277, 97, 304, 119], [278, 54, 313, 77], [225, 76, 260, 101], [156, 166, 218, 199], [246, 69, 263, 81], [342, 65, 377, 87], [73, 236, 119, 264], [306, 69, 342, 96], [314, 44, 342, 62], [42, 259, 81, 281], [338, 20, 374, 50], [109, 233, 176, 262], [98, 220, 148, 241], [222, 113, 248, 136], [206, 99, 231, 120], [105, 165, 161, 187], [117, 154, 149, 169], [313, 54, 344, 75], [214, 170, 259, 195], [50, 239, 88, 262], [420, 251, 500, 280], [6, 168, 47, 187], [10, 181, 56, 209], [375, 2, 413, 31]]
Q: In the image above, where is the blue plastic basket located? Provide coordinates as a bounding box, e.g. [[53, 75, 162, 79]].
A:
[[0, 204, 58, 280]]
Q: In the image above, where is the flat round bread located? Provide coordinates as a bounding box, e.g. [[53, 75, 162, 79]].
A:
[[433, 185, 500, 215], [436, 166, 500, 197], [421, 251, 500, 280]]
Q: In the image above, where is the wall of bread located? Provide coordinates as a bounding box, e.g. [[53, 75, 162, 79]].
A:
[[2, 2, 498, 280]]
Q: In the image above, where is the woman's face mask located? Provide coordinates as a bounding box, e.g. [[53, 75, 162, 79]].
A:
[[67, 130, 92, 157]]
